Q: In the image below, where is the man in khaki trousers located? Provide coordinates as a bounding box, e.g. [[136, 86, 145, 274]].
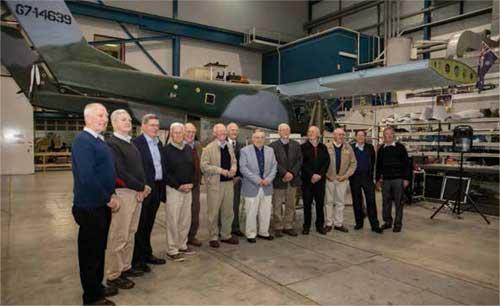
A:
[[201, 123, 239, 248], [325, 128, 357, 233], [106, 109, 151, 290]]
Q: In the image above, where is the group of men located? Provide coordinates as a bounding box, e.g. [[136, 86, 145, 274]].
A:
[[72, 102, 410, 306]]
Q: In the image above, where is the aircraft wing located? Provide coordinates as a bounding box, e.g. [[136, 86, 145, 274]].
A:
[[277, 59, 478, 99]]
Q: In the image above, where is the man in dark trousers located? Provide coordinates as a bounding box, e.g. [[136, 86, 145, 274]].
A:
[[349, 130, 382, 234], [270, 123, 302, 237], [227, 122, 245, 236], [184, 123, 203, 247], [301, 126, 330, 235], [132, 114, 167, 272], [376, 127, 410, 233], [72, 103, 119, 305]]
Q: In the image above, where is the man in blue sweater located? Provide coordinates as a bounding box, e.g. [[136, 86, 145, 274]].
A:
[[72, 103, 120, 306]]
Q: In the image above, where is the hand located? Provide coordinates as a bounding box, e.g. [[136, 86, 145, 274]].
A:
[[311, 174, 321, 184], [337, 175, 347, 182], [376, 180, 383, 191], [221, 169, 230, 177], [136, 191, 144, 202], [229, 169, 237, 177], [107, 195, 120, 213], [144, 185, 152, 197], [403, 180, 410, 188], [283, 172, 294, 182]]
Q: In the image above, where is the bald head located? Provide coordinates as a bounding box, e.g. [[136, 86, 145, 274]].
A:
[[213, 123, 227, 142], [333, 128, 346, 144], [307, 126, 320, 143], [227, 122, 239, 141], [278, 123, 290, 140], [184, 122, 197, 144], [84, 103, 108, 133]]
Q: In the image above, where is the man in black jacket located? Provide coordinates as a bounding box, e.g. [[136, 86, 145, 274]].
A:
[[132, 114, 167, 273], [270, 123, 302, 237], [349, 130, 382, 234], [227, 122, 245, 236], [106, 110, 151, 290], [376, 127, 410, 233], [301, 126, 330, 235]]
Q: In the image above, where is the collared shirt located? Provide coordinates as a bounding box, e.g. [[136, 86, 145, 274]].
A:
[[254, 145, 265, 179], [184, 140, 195, 149], [113, 132, 131, 143], [384, 141, 396, 147], [84, 127, 104, 141], [228, 138, 237, 149], [144, 134, 163, 181], [280, 138, 289, 145], [355, 142, 365, 151], [218, 139, 227, 149], [333, 141, 343, 148]]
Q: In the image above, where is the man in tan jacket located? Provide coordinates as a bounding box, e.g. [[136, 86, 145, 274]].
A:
[[201, 124, 239, 248], [325, 128, 357, 233]]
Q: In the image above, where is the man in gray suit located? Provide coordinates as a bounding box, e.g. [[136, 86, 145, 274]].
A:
[[269, 123, 302, 237], [239, 129, 278, 243]]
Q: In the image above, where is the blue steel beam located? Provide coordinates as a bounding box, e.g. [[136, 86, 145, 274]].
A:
[[89, 35, 172, 46], [66, 0, 244, 47]]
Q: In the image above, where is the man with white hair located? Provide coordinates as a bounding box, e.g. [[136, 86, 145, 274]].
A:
[[301, 126, 330, 235], [201, 123, 239, 248], [325, 128, 357, 233], [239, 129, 278, 243], [105, 109, 151, 290], [163, 123, 195, 261], [72, 103, 119, 305], [269, 123, 302, 237]]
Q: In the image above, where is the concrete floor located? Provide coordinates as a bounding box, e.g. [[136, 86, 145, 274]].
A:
[[1, 171, 499, 305]]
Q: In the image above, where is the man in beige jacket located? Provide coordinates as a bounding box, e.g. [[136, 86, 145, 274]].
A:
[[325, 128, 357, 233], [201, 123, 239, 248]]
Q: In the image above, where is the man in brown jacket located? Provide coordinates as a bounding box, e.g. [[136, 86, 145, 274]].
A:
[[200, 124, 239, 248], [325, 128, 357, 233]]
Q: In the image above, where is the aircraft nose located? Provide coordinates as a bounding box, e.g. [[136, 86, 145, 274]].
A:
[[220, 91, 289, 129]]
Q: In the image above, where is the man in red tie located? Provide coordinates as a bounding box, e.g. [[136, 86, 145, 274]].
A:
[[184, 123, 203, 247]]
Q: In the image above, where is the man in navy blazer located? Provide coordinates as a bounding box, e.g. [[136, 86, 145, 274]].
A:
[[131, 114, 167, 272]]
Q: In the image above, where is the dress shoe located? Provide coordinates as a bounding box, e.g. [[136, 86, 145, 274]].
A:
[[232, 230, 245, 237], [380, 223, 392, 230], [87, 298, 115, 305], [334, 225, 349, 233], [166, 253, 185, 262], [247, 238, 256, 243], [188, 238, 202, 247], [257, 234, 274, 240], [221, 236, 239, 245], [101, 286, 118, 298], [146, 255, 166, 265], [302, 228, 310, 235], [372, 227, 383, 234], [324, 225, 333, 232], [393, 227, 402, 233], [283, 228, 298, 237], [106, 276, 134, 290], [209, 240, 220, 248], [179, 247, 196, 255], [354, 224, 363, 230], [316, 228, 327, 235], [274, 230, 283, 238], [121, 268, 144, 278], [133, 263, 151, 273]]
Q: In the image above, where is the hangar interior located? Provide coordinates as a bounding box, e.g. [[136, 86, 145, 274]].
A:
[[1, 0, 499, 305]]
